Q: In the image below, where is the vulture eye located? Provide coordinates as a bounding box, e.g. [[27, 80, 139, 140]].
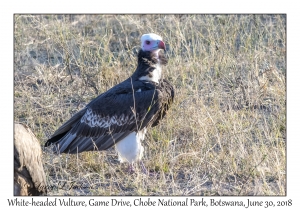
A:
[[145, 40, 151, 45]]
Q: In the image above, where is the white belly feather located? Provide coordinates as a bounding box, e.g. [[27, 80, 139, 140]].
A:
[[115, 128, 147, 163]]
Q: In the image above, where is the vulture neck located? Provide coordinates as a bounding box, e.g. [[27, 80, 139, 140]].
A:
[[132, 49, 167, 84]]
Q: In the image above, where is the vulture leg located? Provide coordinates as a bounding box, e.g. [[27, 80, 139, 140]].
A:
[[140, 161, 147, 174], [128, 163, 135, 174]]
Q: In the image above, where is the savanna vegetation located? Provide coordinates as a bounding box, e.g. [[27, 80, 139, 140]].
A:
[[14, 14, 286, 195]]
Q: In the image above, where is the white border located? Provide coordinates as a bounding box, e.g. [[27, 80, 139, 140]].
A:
[[2, 0, 299, 209]]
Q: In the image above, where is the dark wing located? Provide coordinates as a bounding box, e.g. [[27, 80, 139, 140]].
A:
[[151, 79, 175, 127], [45, 108, 87, 146], [46, 82, 164, 154]]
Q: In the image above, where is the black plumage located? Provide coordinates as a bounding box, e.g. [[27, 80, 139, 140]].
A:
[[45, 49, 174, 155]]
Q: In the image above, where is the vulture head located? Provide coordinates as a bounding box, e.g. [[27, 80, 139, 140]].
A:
[[141, 33, 166, 55], [135, 33, 167, 83]]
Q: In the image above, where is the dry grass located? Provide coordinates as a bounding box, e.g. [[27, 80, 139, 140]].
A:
[[14, 14, 286, 196]]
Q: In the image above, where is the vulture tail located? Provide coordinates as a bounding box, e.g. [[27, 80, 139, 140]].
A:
[[45, 108, 86, 147]]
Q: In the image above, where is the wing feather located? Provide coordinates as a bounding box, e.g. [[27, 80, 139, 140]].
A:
[[46, 81, 165, 154], [52, 108, 87, 137]]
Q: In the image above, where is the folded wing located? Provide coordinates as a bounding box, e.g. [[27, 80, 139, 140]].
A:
[[45, 81, 165, 154]]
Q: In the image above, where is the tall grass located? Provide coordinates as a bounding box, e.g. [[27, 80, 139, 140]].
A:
[[14, 14, 286, 195]]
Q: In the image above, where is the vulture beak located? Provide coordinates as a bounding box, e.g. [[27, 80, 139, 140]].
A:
[[158, 40, 166, 50]]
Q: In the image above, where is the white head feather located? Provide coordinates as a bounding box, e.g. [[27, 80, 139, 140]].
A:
[[140, 33, 165, 52]]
